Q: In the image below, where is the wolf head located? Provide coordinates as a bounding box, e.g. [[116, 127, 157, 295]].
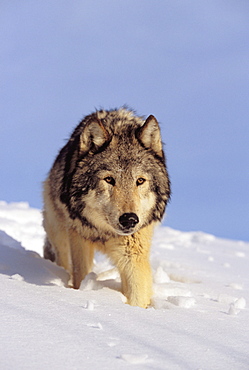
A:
[[60, 109, 170, 238]]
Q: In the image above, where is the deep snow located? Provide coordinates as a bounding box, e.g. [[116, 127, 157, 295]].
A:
[[0, 201, 248, 369]]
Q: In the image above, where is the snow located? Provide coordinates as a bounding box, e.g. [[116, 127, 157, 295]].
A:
[[0, 201, 248, 369]]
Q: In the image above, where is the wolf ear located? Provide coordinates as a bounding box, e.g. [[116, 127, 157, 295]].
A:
[[137, 115, 163, 157], [80, 119, 110, 153]]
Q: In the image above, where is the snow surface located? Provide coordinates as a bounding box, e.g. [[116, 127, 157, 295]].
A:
[[0, 201, 248, 369]]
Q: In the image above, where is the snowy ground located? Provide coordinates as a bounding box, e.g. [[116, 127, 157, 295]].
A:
[[0, 201, 248, 369]]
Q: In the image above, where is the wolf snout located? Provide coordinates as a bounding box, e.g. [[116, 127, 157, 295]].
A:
[[119, 213, 139, 230]]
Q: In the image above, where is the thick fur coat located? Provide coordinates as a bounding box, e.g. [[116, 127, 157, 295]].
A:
[[43, 108, 170, 308]]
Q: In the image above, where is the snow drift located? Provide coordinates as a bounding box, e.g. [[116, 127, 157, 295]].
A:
[[0, 201, 248, 369]]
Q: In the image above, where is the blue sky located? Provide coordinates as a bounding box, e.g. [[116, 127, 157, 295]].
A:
[[1, 1, 249, 241]]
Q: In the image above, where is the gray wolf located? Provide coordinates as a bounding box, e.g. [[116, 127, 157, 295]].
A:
[[43, 107, 170, 308]]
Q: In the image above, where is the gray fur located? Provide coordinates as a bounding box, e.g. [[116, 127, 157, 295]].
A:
[[43, 107, 171, 307]]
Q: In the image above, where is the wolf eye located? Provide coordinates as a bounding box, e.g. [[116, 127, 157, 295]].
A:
[[136, 178, 146, 186], [104, 176, 115, 186]]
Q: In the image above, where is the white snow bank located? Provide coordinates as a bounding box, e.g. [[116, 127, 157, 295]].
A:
[[0, 201, 248, 369], [0, 201, 44, 254]]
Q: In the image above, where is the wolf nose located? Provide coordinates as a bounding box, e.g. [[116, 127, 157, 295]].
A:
[[119, 213, 139, 229]]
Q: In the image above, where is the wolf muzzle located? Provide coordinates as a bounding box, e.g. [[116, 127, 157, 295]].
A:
[[119, 213, 139, 231]]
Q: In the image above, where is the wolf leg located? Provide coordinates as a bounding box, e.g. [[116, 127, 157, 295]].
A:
[[69, 229, 94, 289], [119, 255, 152, 308], [44, 237, 56, 262], [107, 224, 154, 308], [43, 215, 71, 274]]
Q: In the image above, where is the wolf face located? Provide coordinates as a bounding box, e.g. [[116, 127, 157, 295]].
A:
[[72, 152, 157, 236]]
